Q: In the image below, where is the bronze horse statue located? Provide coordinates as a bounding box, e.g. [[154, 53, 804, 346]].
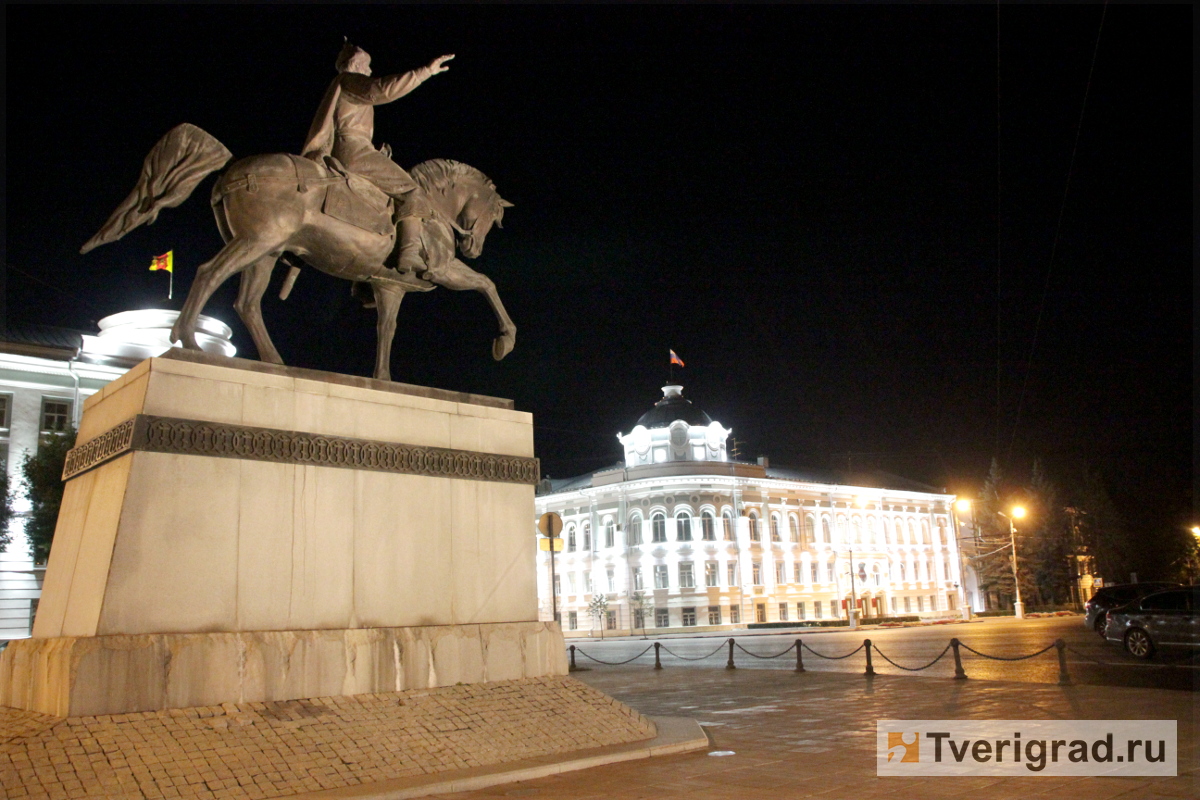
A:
[[82, 123, 515, 381]]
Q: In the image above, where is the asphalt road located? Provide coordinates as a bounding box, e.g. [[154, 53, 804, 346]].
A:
[[566, 616, 1200, 691]]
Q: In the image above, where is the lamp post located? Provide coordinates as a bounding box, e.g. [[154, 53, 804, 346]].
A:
[[952, 499, 972, 620], [997, 506, 1026, 619], [1190, 526, 1200, 584]]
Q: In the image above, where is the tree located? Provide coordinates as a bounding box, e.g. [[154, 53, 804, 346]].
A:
[[587, 594, 609, 640], [630, 590, 652, 638], [0, 469, 12, 554], [970, 458, 1014, 610], [1069, 466, 1133, 585], [1024, 459, 1072, 606], [21, 428, 76, 564]]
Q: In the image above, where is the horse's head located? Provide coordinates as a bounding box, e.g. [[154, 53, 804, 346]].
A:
[[457, 188, 513, 259], [409, 160, 513, 260]]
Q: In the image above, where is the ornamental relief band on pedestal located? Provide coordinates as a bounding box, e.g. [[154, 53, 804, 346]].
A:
[[61, 414, 540, 485]]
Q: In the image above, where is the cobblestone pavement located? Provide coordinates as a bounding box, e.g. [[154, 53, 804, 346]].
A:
[[441, 667, 1198, 800], [0, 677, 653, 800]]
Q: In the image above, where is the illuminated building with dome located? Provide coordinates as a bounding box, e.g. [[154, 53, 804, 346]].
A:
[[534, 384, 976, 636]]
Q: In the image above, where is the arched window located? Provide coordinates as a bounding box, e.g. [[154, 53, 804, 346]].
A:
[[582, 523, 591, 551], [882, 517, 891, 545], [804, 514, 816, 545], [899, 562, 906, 581], [852, 516, 862, 544], [770, 514, 781, 542], [908, 520, 918, 545], [821, 516, 832, 543], [872, 564, 881, 586], [789, 514, 800, 543], [867, 516, 877, 546], [566, 525, 577, 552], [676, 512, 692, 541], [722, 510, 734, 541], [651, 512, 666, 543], [626, 513, 642, 546], [936, 521, 947, 548], [922, 520, 931, 545], [748, 511, 760, 541], [701, 511, 716, 541], [603, 519, 615, 549]]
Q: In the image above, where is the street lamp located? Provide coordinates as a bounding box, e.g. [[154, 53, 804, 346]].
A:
[[997, 505, 1026, 619], [951, 499, 972, 620]]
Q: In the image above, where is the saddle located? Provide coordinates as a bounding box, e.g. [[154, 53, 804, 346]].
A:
[[319, 157, 394, 237]]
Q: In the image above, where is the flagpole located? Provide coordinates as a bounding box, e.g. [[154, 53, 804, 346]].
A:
[[168, 268, 173, 300]]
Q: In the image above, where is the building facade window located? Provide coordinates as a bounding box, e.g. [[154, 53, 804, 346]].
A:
[[917, 596, 924, 612], [770, 514, 781, 542], [755, 603, 766, 623], [676, 512, 692, 541], [797, 601, 806, 620], [554, 575, 561, 596], [727, 561, 738, 586], [701, 511, 716, 540], [604, 520, 615, 548], [705, 562, 719, 587], [789, 515, 800, 542], [794, 563, 804, 583], [633, 609, 645, 630], [815, 600, 823, 618], [682, 607, 696, 626], [873, 564, 881, 586], [822, 516, 832, 543], [651, 513, 666, 543], [811, 563, 819, 583], [655, 608, 670, 628], [627, 514, 642, 546], [568, 611, 578, 630], [606, 566, 616, 592], [778, 602, 789, 621], [0, 395, 10, 431], [775, 562, 785, 584], [582, 523, 591, 551], [752, 562, 762, 585], [804, 514, 816, 545], [748, 512, 760, 541], [567, 525, 576, 552], [606, 610, 617, 630], [729, 605, 740, 624], [904, 596, 911, 612], [826, 564, 835, 583], [708, 606, 722, 625], [40, 398, 72, 434], [631, 567, 643, 590], [653, 565, 669, 589], [679, 562, 695, 589], [567, 573, 576, 594], [722, 510, 734, 540]]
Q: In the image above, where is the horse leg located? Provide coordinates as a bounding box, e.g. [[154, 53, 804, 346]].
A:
[[427, 258, 517, 361], [171, 236, 284, 349], [371, 282, 407, 381], [233, 255, 284, 365]]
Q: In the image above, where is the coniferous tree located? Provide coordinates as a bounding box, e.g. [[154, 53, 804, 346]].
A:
[[971, 458, 1014, 609], [21, 428, 76, 564], [1072, 466, 1133, 585], [1025, 459, 1072, 606], [0, 469, 12, 553]]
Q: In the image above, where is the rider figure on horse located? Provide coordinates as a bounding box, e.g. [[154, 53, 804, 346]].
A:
[[301, 42, 454, 274]]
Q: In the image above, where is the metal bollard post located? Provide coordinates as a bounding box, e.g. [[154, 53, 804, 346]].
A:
[[951, 638, 967, 680], [654, 641, 662, 670], [795, 638, 805, 673], [726, 638, 736, 670], [864, 638, 875, 677], [569, 645, 576, 672], [1055, 638, 1071, 685]]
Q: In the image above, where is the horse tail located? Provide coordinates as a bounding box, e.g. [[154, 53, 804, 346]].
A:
[[81, 123, 233, 253]]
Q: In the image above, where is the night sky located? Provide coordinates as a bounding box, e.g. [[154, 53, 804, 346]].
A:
[[4, 6, 1192, 538]]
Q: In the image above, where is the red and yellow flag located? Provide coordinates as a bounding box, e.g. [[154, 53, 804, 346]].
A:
[[149, 251, 174, 273], [669, 349, 685, 368]]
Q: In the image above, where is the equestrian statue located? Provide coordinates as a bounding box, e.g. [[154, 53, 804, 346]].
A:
[[81, 43, 516, 382]]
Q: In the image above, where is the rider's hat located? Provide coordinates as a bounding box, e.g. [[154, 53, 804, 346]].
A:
[[336, 40, 370, 72]]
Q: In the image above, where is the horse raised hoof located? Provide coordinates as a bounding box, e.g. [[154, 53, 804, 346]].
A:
[[169, 319, 201, 351], [492, 328, 516, 361]]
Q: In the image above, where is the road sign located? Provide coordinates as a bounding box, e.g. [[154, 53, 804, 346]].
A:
[[537, 511, 563, 538], [538, 537, 564, 551]]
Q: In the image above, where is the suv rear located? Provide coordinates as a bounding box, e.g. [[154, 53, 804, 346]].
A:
[[1084, 582, 1179, 636]]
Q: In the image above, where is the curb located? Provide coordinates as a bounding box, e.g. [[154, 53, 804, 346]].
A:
[[286, 716, 708, 800]]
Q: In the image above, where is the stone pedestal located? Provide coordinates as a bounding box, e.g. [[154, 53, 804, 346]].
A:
[[0, 350, 566, 716]]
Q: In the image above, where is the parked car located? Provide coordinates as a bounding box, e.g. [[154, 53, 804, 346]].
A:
[[1104, 587, 1200, 659], [1083, 582, 1180, 636]]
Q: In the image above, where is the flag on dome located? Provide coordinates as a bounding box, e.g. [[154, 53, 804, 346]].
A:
[[669, 349, 685, 368], [149, 251, 174, 273]]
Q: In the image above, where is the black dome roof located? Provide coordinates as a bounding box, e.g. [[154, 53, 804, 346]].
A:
[[635, 385, 712, 428]]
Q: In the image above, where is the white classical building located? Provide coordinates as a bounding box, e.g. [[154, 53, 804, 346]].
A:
[[535, 384, 976, 637], [0, 310, 234, 639]]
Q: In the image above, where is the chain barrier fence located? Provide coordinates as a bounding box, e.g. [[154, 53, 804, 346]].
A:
[[567, 636, 1076, 684]]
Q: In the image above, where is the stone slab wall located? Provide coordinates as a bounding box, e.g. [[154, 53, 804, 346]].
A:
[[0, 621, 568, 717]]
